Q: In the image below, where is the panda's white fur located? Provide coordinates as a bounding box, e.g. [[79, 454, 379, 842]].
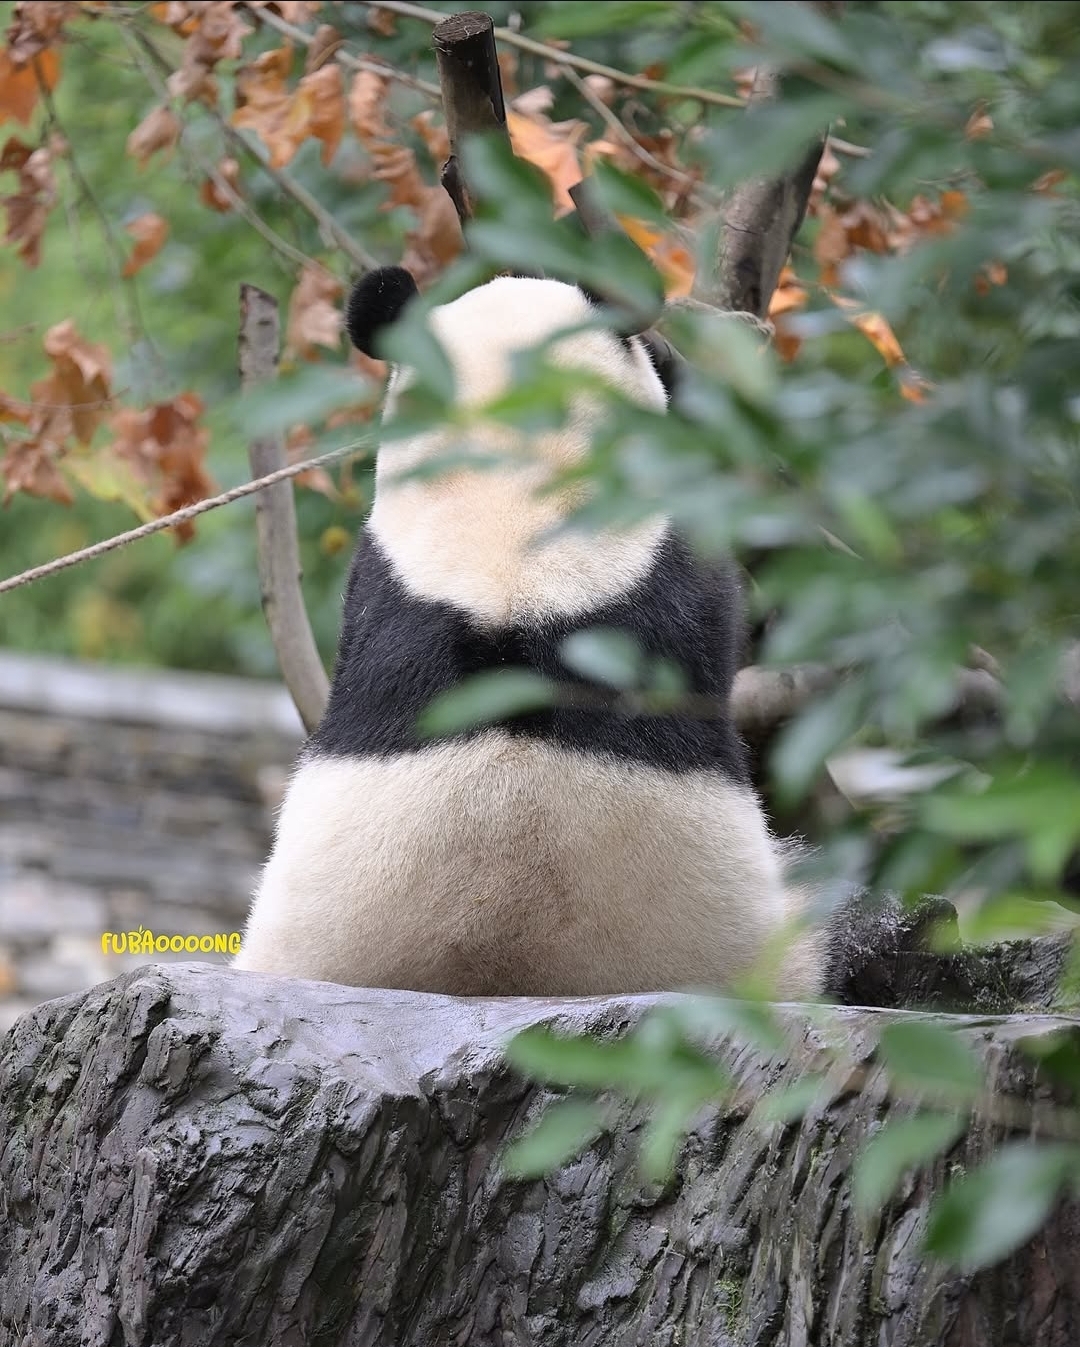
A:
[[369, 277, 670, 624], [235, 273, 825, 998]]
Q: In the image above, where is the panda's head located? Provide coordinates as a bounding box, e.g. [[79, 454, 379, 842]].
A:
[[345, 266, 675, 417]]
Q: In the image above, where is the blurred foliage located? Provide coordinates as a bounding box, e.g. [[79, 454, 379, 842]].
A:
[[3, 0, 1080, 1271]]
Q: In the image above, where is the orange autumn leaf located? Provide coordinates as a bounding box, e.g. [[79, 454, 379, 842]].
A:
[[507, 107, 583, 214], [617, 217, 694, 298], [768, 266, 809, 362], [401, 186, 463, 285], [122, 212, 169, 277], [849, 310, 906, 367], [126, 104, 182, 169], [768, 266, 809, 318], [285, 265, 342, 359], [246, 0, 324, 22], [0, 49, 60, 127]]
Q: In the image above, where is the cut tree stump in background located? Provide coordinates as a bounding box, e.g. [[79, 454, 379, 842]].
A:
[[2, 962, 1079, 1347]]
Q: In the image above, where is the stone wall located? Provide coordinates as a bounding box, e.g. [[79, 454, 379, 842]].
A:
[[0, 650, 303, 1032]]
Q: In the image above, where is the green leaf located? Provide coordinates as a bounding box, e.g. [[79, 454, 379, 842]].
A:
[[506, 1018, 729, 1100], [922, 764, 1080, 884], [667, 996, 786, 1055], [238, 365, 379, 437], [560, 628, 643, 689], [753, 1076, 831, 1126], [504, 1099, 606, 1178], [535, 1, 671, 38], [924, 1143, 1080, 1269], [641, 1089, 707, 1181], [589, 160, 669, 229], [416, 670, 557, 738], [507, 1025, 658, 1092], [854, 1112, 965, 1213], [771, 681, 867, 805], [877, 1021, 981, 1100]]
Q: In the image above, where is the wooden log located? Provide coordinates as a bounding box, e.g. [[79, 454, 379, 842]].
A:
[[2, 960, 1079, 1346]]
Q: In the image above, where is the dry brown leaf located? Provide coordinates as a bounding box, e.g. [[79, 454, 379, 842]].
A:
[[199, 155, 240, 211], [110, 391, 214, 540], [974, 259, 1007, 295], [401, 185, 462, 287], [965, 107, 993, 140], [348, 67, 387, 142], [0, 48, 60, 127], [164, 0, 252, 105], [234, 45, 344, 168], [246, 0, 323, 22], [366, 5, 396, 37], [126, 104, 182, 169], [1, 432, 74, 505], [304, 23, 342, 74], [286, 421, 336, 497], [1032, 169, 1066, 194], [6, 2, 78, 64], [768, 266, 808, 317], [849, 310, 906, 368], [285, 264, 342, 358], [348, 69, 428, 208], [297, 62, 344, 166], [39, 319, 112, 442], [410, 109, 449, 165], [122, 212, 169, 277], [0, 316, 115, 505], [1, 135, 57, 267]]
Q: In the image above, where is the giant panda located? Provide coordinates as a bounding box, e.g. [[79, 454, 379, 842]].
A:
[[235, 266, 825, 998]]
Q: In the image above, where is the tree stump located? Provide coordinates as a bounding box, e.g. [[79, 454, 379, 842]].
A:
[[2, 961, 1079, 1346]]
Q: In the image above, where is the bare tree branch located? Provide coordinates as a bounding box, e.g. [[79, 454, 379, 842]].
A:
[[432, 10, 510, 227], [238, 285, 329, 734]]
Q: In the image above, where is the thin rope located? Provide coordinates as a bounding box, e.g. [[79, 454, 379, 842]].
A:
[[0, 441, 368, 597]]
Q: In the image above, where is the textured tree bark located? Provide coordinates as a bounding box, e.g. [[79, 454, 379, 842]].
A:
[[433, 10, 510, 226], [2, 962, 1078, 1347]]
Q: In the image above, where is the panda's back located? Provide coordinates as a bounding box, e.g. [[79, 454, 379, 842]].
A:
[[235, 269, 826, 999], [310, 524, 749, 781]]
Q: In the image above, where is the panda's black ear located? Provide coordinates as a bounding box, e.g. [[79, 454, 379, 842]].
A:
[[345, 266, 419, 358]]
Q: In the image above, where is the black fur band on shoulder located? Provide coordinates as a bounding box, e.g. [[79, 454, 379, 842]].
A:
[[346, 266, 419, 358]]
